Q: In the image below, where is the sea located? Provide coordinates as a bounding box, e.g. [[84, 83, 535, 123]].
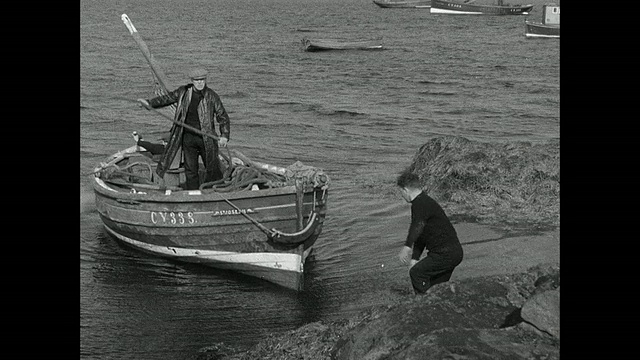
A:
[[80, 0, 559, 359]]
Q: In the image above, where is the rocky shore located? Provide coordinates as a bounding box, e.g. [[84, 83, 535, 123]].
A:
[[190, 264, 559, 360], [188, 136, 560, 360]]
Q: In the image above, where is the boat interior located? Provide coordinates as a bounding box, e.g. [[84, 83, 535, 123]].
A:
[[94, 145, 329, 196]]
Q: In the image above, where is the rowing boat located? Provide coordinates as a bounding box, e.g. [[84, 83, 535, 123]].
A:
[[372, 0, 431, 8], [430, 0, 533, 15], [302, 37, 383, 52], [93, 145, 329, 290]]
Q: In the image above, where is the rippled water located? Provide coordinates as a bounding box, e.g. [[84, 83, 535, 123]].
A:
[[80, 0, 559, 358]]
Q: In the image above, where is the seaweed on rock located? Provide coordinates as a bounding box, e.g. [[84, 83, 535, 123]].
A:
[[407, 136, 559, 228]]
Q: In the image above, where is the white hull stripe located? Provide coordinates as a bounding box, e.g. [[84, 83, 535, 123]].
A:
[[104, 225, 302, 272], [430, 8, 483, 14], [525, 33, 559, 38]]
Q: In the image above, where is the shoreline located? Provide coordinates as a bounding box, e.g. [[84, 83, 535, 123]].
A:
[[188, 222, 559, 360], [188, 136, 560, 359]]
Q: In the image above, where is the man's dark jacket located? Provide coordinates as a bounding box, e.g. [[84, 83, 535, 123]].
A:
[[147, 84, 230, 177]]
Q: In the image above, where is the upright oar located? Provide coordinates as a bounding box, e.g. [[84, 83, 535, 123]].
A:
[[121, 14, 171, 93], [121, 13, 176, 121], [121, 13, 223, 147]]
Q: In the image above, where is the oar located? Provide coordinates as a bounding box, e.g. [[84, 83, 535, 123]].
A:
[[121, 14, 171, 93], [142, 103, 219, 141], [143, 104, 233, 165]]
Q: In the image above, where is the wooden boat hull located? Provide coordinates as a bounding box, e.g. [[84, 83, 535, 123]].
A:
[[102, 224, 314, 290], [372, 0, 431, 8], [525, 20, 560, 38], [430, 0, 533, 15], [303, 38, 383, 52], [93, 146, 328, 290]]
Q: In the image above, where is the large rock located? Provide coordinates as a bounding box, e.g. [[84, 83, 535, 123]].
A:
[[191, 264, 560, 360], [393, 327, 558, 360], [407, 135, 560, 227], [330, 264, 559, 360], [521, 287, 560, 339]]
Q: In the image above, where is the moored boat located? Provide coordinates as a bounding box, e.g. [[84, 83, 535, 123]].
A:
[[430, 0, 533, 15], [372, 0, 431, 8], [302, 37, 383, 52], [525, 21, 560, 38], [525, 3, 560, 38], [93, 145, 329, 291]]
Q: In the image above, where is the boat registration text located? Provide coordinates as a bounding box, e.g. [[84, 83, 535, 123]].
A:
[[151, 211, 196, 224], [149, 208, 255, 224]]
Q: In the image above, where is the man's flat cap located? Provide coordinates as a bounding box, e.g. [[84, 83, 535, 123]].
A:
[[189, 68, 208, 80]]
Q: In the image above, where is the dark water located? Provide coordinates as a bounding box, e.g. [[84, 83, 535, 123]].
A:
[[80, 0, 559, 358]]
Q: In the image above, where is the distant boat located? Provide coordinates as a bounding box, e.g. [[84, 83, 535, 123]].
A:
[[430, 0, 533, 15], [372, 0, 431, 8], [302, 37, 383, 52], [525, 3, 560, 38]]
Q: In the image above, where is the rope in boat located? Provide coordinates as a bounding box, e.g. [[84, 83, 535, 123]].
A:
[[90, 145, 315, 193], [98, 161, 155, 184], [199, 163, 288, 192]]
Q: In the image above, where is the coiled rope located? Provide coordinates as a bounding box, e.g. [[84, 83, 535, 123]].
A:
[[199, 163, 288, 192], [101, 161, 154, 184]]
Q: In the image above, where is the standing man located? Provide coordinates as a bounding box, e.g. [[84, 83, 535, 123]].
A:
[[138, 68, 230, 190], [396, 170, 463, 294]]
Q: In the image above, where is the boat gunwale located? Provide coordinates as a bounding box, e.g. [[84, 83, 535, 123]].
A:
[[431, 0, 533, 10], [93, 176, 315, 203], [92, 147, 328, 203], [372, 0, 432, 7], [524, 20, 560, 29]]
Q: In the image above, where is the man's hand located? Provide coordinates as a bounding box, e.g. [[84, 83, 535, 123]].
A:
[[398, 246, 412, 265], [137, 98, 151, 110], [219, 137, 228, 147]]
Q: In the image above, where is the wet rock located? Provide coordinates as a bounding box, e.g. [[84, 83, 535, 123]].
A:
[[331, 264, 559, 360], [394, 327, 558, 360], [521, 288, 560, 339], [194, 264, 560, 360], [533, 273, 560, 294]]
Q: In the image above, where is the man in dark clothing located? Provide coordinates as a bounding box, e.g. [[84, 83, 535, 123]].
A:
[[137, 68, 230, 190], [396, 171, 464, 294]]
